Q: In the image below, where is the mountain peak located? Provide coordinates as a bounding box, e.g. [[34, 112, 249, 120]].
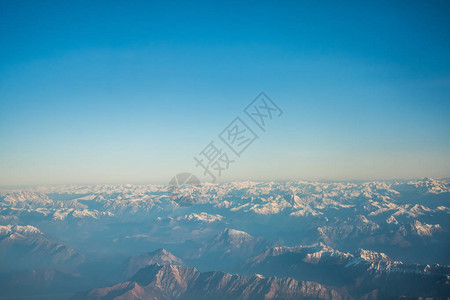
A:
[[80, 263, 346, 300], [0, 225, 42, 236], [151, 248, 170, 255], [355, 249, 391, 262], [213, 228, 255, 246], [124, 248, 184, 278], [223, 228, 252, 238]]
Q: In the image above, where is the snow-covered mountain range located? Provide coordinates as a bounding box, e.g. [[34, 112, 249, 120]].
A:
[[0, 178, 449, 299]]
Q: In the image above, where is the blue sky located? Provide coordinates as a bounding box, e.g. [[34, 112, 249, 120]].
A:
[[1, 0, 449, 185]]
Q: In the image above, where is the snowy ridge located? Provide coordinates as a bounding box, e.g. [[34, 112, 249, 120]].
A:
[[175, 212, 224, 223], [248, 242, 449, 275], [0, 224, 42, 235]]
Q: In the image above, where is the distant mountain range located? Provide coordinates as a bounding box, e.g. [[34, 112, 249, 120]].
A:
[[242, 243, 450, 299], [77, 246, 450, 299], [76, 263, 348, 300], [0, 225, 85, 270], [0, 179, 449, 299]]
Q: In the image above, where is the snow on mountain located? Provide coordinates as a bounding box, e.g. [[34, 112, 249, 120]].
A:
[[0, 224, 42, 236], [1, 179, 448, 220], [52, 208, 114, 221], [243, 242, 450, 299], [212, 228, 254, 246], [0, 224, 85, 270], [0, 179, 449, 299], [410, 220, 442, 236], [248, 242, 352, 266], [0, 178, 449, 265], [247, 241, 449, 276], [175, 212, 224, 224], [195, 228, 273, 270], [393, 178, 450, 194], [346, 249, 401, 271]]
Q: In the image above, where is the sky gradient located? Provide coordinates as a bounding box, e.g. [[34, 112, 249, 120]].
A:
[[1, 0, 450, 186]]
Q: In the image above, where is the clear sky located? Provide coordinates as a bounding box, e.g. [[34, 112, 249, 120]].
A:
[[1, 0, 449, 186]]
